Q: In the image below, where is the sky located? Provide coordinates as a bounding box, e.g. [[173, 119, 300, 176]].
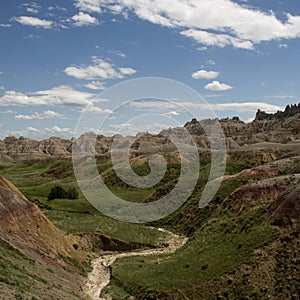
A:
[[0, 0, 300, 139]]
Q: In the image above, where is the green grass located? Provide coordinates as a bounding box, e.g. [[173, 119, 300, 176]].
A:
[[212, 177, 248, 203], [152, 163, 248, 236], [0, 151, 291, 299], [0, 239, 36, 289], [109, 209, 278, 297], [0, 158, 170, 244], [0, 239, 83, 299], [44, 210, 169, 244], [101, 160, 181, 203]]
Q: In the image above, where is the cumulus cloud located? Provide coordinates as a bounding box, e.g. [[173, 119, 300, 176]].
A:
[[0, 85, 96, 107], [75, 0, 102, 13], [80, 105, 112, 114], [64, 57, 136, 80], [181, 29, 254, 49], [192, 69, 219, 79], [20, 2, 40, 14], [278, 43, 288, 48], [71, 12, 99, 26], [0, 24, 11, 28], [45, 126, 73, 134], [15, 110, 64, 120], [79, 0, 300, 49], [26, 7, 39, 14], [204, 81, 233, 91], [26, 126, 41, 132], [119, 67, 136, 76], [84, 81, 106, 90], [108, 122, 172, 135], [166, 111, 179, 116], [7, 126, 73, 139], [12, 16, 53, 28]]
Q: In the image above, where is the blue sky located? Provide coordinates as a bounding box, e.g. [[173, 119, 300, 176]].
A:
[[0, 0, 300, 139]]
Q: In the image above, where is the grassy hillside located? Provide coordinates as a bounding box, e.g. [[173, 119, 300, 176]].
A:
[[106, 209, 278, 299], [1, 147, 299, 299], [0, 158, 169, 244], [0, 239, 84, 300]]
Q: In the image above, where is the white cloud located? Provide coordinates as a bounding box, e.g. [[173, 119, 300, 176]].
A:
[[108, 50, 127, 57], [0, 24, 11, 28], [0, 85, 96, 107], [45, 126, 73, 135], [108, 122, 171, 135], [48, 6, 67, 12], [206, 59, 216, 65], [278, 43, 288, 48], [87, 0, 300, 49], [64, 57, 136, 80], [265, 95, 295, 99], [71, 12, 99, 27], [205, 81, 233, 91], [0, 109, 15, 114], [23, 34, 40, 39], [7, 126, 73, 139], [208, 102, 282, 113], [130, 100, 177, 112], [26, 7, 39, 14], [181, 29, 254, 50], [80, 105, 112, 114], [75, 0, 102, 13], [166, 111, 179, 116], [12, 16, 53, 28], [181, 101, 283, 114], [204, 94, 223, 98], [119, 67, 136, 76], [128, 99, 283, 115], [192, 69, 219, 80], [84, 81, 106, 90], [26, 126, 40, 132], [15, 110, 64, 120]]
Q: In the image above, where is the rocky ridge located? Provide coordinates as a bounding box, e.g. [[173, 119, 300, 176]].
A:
[[1, 104, 300, 160]]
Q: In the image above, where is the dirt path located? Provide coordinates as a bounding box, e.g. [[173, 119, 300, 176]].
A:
[[84, 228, 188, 300]]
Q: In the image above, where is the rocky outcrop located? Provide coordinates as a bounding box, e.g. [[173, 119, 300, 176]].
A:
[[0, 136, 72, 160], [74, 232, 155, 252], [216, 174, 300, 214], [0, 176, 79, 260], [268, 186, 300, 230], [255, 104, 300, 121], [182, 104, 300, 147], [1, 103, 300, 160]]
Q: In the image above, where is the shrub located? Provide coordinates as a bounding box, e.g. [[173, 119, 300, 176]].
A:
[[67, 187, 79, 199], [47, 185, 66, 200], [47, 185, 79, 200]]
